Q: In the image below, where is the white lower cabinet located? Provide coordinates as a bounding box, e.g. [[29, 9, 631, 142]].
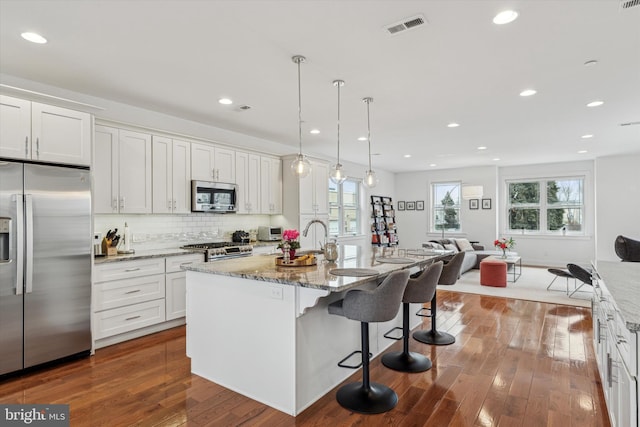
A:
[[592, 276, 638, 427], [93, 253, 201, 348], [166, 272, 187, 320]]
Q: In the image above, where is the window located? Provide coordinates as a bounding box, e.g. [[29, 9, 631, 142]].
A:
[[329, 178, 360, 236], [507, 177, 584, 233], [431, 182, 461, 233]]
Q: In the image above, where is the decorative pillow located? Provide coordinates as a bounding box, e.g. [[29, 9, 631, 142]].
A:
[[423, 242, 445, 250], [455, 238, 475, 252], [443, 243, 459, 253]]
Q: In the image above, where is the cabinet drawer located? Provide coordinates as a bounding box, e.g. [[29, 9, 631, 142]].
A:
[[94, 274, 165, 311], [94, 299, 166, 340], [95, 258, 165, 282], [166, 253, 203, 273]]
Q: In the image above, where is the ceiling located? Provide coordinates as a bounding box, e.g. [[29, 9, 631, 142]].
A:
[[1, 0, 639, 173]]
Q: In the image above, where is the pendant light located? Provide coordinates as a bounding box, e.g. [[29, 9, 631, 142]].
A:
[[363, 97, 377, 188], [329, 79, 347, 185], [290, 55, 312, 178]]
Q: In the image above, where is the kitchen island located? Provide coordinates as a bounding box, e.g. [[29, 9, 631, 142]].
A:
[[182, 245, 443, 416]]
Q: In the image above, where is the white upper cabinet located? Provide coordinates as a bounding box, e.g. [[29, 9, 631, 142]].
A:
[[152, 136, 191, 214], [93, 125, 152, 214], [118, 130, 152, 213], [0, 95, 91, 166], [94, 125, 119, 213], [236, 151, 261, 214], [299, 160, 329, 215], [260, 156, 282, 214], [191, 142, 235, 183]]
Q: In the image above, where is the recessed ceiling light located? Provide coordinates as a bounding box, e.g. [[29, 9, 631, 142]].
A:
[[403, 154, 411, 158], [447, 122, 460, 128], [520, 89, 537, 97], [429, 163, 437, 167], [493, 158, 501, 161], [21, 32, 47, 44], [358, 136, 367, 141], [581, 134, 594, 139], [493, 10, 518, 25], [218, 98, 233, 105], [309, 129, 320, 134], [584, 60, 598, 67], [587, 100, 604, 107], [477, 146, 487, 150], [578, 150, 588, 154]]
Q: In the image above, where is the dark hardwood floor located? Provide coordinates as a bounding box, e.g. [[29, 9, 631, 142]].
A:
[[0, 290, 610, 427]]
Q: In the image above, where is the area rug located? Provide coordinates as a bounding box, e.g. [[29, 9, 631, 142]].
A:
[[438, 266, 591, 308]]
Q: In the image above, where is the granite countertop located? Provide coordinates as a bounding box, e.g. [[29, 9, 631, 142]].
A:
[[94, 248, 202, 264], [181, 245, 444, 292], [594, 260, 640, 331]]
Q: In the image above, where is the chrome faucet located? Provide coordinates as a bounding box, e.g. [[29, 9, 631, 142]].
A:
[[302, 219, 328, 247]]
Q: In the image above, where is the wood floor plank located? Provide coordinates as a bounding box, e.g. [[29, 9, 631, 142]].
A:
[[0, 290, 611, 427]]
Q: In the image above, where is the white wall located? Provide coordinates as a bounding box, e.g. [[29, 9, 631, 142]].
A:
[[595, 153, 640, 261], [394, 166, 498, 250]]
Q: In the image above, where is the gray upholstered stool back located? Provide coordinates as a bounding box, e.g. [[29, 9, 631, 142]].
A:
[[438, 252, 465, 285], [329, 270, 410, 323], [403, 261, 443, 304]]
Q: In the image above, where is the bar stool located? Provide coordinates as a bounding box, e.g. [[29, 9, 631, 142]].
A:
[[328, 270, 410, 414], [382, 261, 443, 372], [413, 262, 456, 346]]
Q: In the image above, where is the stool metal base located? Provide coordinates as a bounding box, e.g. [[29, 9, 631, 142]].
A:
[[413, 329, 455, 346], [381, 350, 432, 373], [336, 382, 398, 414]]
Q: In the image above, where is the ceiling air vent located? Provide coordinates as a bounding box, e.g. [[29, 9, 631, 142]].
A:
[[384, 14, 427, 35], [620, 0, 640, 10]]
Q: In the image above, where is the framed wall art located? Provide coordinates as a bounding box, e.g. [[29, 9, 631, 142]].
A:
[[406, 201, 416, 210], [397, 201, 405, 211], [416, 200, 424, 210], [482, 198, 492, 209], [469, 199, 479, 210]]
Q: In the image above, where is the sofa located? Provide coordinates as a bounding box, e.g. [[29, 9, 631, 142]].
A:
[[423, 238, 518, 275]]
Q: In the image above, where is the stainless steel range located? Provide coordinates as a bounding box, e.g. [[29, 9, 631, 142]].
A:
[[181, 242, 253, 262]]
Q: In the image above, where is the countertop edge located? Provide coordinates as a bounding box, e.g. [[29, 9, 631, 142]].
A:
[[595, 260, 640, 332]]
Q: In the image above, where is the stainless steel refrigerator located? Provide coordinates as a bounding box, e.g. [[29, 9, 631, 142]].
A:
[[0, 160, 91, 376]]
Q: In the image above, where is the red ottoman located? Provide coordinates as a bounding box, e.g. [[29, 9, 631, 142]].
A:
[[480, 258, 507, 287]]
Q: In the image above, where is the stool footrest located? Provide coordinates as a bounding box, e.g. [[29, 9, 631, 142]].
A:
[[415, 307, 431, 317], [337, 350, 372, 369], [383, 326, 403, 340]]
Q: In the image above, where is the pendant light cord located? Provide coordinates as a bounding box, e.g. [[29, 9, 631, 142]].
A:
[[336, 81, 341, 164], [366, 98, 372, 171], [297, 58, 303, 156]]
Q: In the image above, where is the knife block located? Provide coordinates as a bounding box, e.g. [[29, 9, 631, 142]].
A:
[[102, 238, 118, 256]]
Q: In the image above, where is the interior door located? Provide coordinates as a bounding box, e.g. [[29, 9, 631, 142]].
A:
[[0, 161, 24, 375]]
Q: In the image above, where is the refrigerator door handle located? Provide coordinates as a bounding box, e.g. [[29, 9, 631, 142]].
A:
[[15, 194, 24, 295], [25, 194, 33, 294]]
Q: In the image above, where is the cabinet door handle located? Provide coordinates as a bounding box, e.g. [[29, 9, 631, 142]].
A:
[[124, 267, 140, 272], [179, 262, 193, 266], [173, 200, 176, 210], [616, 335, 627, 344], [120, 197, 125, 210], [168, 200, 172, 209], [35, 137, 40, 158], [125, 289, 141, 294], [112, 198, 118, 211], [25, 136, 29, 157], [125, 315, 141, 321]]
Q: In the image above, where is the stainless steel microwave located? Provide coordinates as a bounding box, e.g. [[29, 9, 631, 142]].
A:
[[191, 181, 237, 213]]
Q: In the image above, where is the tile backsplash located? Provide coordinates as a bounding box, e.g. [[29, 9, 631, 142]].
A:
[[94, 213, 273, 250]]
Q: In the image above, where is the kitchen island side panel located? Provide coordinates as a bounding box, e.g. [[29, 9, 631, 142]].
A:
[[186, 271, 297, 415]]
